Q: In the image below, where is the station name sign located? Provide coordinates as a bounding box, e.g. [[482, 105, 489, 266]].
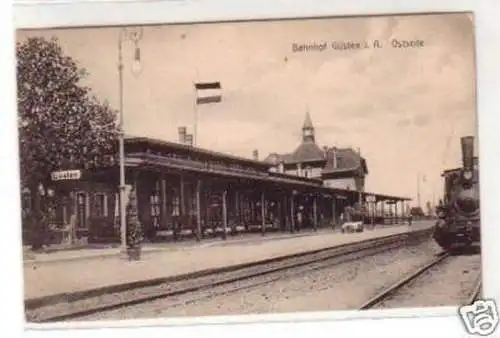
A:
[[51, 170, 82, 181]]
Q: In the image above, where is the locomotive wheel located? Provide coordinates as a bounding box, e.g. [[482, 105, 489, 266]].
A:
[[433, 228, 452, 251]]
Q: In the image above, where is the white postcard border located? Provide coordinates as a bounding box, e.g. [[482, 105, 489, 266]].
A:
[[4, 1, 500, 338]]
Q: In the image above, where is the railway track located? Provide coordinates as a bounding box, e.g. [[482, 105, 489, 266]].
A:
[[466, 274, 482, 304], [26, 228, 432, 323], [359, 252, 481, 310]]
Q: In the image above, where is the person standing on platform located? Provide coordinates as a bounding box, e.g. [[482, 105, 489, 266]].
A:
[[297, 206, 303, 232]]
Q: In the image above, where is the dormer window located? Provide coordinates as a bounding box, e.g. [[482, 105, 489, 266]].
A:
[[278, 162, 284, 173], [304, 166, 313, 178]]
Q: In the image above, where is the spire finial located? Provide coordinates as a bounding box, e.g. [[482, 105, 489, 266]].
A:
[[303, 110, 313, 130], [302, 110, 315, 143]]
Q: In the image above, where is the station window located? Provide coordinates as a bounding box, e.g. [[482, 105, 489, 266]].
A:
[[150, 195, 160, 227], [21, 188, 32, 215], [76, 191, 88, 229], [94, 193, 107, 217], [189, 194, 197, 215], [171, 194, 180, 216]]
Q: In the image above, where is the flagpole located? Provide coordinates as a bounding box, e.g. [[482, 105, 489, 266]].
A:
[[193, 85, 198, 147], [193, 68, 199, 147], [357, 147, 362, 207]]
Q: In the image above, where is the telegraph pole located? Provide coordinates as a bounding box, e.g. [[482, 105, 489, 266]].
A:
[[117, 27, 143, 257], [417, 173, 421, 208], [357, 147, 363, 207], [357, 147, 364, 224]]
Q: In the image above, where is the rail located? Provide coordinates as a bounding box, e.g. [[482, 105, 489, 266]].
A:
[[359, 251, 450, 309], [26, 227, 433, 322], [359, 252, 481, 310]]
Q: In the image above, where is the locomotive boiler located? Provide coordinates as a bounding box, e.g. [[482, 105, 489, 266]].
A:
[[433, 136, 480, 251]]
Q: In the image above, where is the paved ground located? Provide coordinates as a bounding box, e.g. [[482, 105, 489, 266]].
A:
[[23, 222, 410, 265], [23, 221, 434, 301], [23, 228, 346, 264]]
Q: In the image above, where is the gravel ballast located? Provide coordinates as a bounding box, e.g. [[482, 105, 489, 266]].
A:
[[78, 240, 459, 321]]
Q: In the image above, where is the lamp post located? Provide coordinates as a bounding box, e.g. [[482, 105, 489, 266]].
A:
[[118, 27, 143, 256]]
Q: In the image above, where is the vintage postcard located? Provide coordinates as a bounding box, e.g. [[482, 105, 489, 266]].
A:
[[17, 11, 487, 329]]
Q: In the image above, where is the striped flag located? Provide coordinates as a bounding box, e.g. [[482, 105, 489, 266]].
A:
[[195, 81, 222, 105]]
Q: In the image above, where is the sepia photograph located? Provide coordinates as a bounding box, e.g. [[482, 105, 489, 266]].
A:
[[16, 11, 482, 324]]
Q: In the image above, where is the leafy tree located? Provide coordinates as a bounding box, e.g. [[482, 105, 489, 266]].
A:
[[17, 36, 118, 249]]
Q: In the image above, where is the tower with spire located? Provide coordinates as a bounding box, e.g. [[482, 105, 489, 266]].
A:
[[302, 111, 315, 143], [263, 110, 368, 192]]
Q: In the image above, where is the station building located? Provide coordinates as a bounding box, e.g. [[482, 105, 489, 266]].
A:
[[22, 117, 411, 246]]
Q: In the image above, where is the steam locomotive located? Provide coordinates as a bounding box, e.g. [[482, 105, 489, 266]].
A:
[[433, 136, 480, 251]]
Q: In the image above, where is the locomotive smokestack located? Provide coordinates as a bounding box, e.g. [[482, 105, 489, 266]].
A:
[[461, 136, 474, 172]]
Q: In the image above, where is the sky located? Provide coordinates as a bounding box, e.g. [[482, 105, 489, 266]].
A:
[[16, 12, 477, 208]]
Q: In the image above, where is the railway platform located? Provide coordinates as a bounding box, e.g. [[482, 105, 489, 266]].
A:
[[23, 220, 435, 304]]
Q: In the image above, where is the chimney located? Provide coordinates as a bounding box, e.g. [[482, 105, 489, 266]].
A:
[[178, 126, 187, 144], [252, 149, 259, 161], [185, 134, 193, 146], [461, 136, 474, 172], [326, 147, 337, 169]]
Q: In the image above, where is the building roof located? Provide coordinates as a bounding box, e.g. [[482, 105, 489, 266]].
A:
[[263, 145, 326, 165], [322, 147, 368, 175], [290, 141, 326, 164], [264, 146, 368, 175], [124, 135, 272, 170], [125, 153, 409, 201]]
